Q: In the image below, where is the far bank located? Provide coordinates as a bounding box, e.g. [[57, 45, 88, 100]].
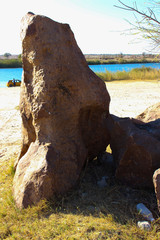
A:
[[1, 64, 160, 87], [0, 53, 160, 68]]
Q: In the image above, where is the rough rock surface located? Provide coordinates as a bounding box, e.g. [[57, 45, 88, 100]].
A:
[[153, 169, 160, 212], [13, 13, 110, 208], [137, 102, 160, 123], [106, 115, 160, 188]]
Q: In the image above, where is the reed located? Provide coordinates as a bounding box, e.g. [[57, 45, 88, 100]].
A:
[[96, 66, 160, 81]]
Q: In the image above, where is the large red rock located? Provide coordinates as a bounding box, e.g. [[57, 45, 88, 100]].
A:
[[137, 102, 160, 122], [13, 13, 110, 208], [106, 115, 160, 188]]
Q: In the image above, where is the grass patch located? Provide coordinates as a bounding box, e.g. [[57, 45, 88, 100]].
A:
[[0, 152, 160, 239], [96, 66, 160, 82]]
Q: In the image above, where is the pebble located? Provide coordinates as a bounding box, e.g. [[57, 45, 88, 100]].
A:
[[81, 192, 87, 198], [97, 176, 108, 188], [137, 221, 151, 231]]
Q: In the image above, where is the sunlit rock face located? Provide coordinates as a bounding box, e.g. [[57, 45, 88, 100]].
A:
[[136, 102, 160, 123], [153, 168, 160, 212], [13, 13, 110, 208]]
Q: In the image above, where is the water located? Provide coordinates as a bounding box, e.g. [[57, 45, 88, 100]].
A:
[[1, 62, 160, 87], [89, 62, 160, 73], [0, 68, 22, 88]]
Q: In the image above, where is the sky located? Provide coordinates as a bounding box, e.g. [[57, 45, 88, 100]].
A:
[[0, 0, 156, 55]]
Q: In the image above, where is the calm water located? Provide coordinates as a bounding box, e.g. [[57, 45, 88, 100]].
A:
[[1, 62, 160, 87], [89, 62, 160, 73], [0, 68, 23, 88]]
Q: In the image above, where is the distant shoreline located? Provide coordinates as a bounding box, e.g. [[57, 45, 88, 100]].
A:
[[0, 53, 159, 68], [0, 59, 22, 68], [87, 59, 160, 65], [85, 53, 160, 65]]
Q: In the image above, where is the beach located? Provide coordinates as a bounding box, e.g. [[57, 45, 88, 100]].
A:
[[0, 80, 160, 163], [107, 80, 160, 118]]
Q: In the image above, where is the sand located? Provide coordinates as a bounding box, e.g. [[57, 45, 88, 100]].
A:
[[107, 80, 160, 118], [0, 80, 160, 162], [0, 87, 21, 162]]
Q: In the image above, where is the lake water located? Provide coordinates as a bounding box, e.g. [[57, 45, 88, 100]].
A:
[[0, 68, 23, 88], [89, 62, 160, 73], [1, 62, 160, 87]]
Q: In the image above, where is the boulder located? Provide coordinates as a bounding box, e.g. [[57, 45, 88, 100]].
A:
[[13, 13, 110, 208], [137, 102, 160, 123], [153, 169, 160, 212], [106, 115, 160, 188]]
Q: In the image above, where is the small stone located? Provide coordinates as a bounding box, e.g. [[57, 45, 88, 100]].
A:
[[81, 192, 87, 198], [87, 206, 95, 213], [97, 176, 108, 188], [137, 221, 151, 231]]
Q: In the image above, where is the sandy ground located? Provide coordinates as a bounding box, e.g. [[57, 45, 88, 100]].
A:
[[0, 80, 160, 163], [107, 80, 160, 118], [0, 87, 21, 163]]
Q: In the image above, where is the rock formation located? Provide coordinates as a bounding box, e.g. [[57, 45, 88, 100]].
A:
[[153, 169, 160, 212], [106, 115, 160, 188], [137, 102, 160, 122], [13, 13, 110, 208]]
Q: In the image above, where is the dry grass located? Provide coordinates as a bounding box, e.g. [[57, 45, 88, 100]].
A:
[[0, 151, 160, 239], [97, 67, 160, 82]]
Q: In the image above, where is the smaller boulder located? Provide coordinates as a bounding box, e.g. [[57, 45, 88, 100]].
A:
[[106, 115, 160, 188], [153, 168, 160, 212], [137, 102, 160, 123]]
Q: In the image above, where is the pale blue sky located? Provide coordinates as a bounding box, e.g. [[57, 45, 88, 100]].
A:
[[0, 0, 155, 55]]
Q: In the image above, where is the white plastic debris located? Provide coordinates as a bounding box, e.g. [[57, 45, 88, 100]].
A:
[[137, 203, 155, 222], [137, 221, 151, 231]]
